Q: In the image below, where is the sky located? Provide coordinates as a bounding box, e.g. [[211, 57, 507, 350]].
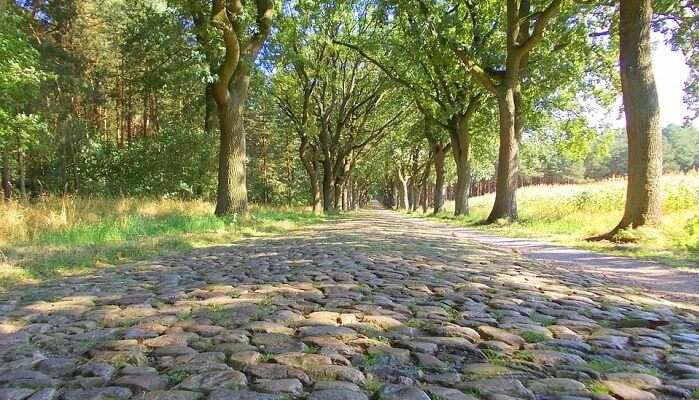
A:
[[653, 36, 694, 127], [607, 35, 696, 129]]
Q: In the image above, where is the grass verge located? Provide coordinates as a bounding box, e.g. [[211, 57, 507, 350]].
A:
[[408, 174, 699, 269], [0, 196, 330, 290]]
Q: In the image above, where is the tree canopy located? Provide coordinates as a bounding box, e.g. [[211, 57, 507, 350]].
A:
[[1, 0, 696, 234]]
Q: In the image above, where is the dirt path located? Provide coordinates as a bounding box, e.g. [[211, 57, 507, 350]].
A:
[[406, 213, 699, 306], [0, 209, 698, 400]]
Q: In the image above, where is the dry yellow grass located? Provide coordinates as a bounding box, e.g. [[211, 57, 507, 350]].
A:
[[0, 197, 326, 290], [423, 173, 699, 268]]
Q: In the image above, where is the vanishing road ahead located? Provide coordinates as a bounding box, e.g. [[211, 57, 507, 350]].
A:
[[1, 209, 698, 400]]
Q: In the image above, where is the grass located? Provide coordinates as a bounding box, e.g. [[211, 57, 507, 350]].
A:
[[582, 359, 629, 373], [588, 381, 611, 395], [0, 196, 330, 291], [520, 331, 549, 343], [410, 173, 699, 268], [362, 377, 383, 394]]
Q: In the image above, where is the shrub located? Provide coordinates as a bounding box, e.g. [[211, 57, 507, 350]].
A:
[[680, 215, 699, 252], [664, 185, 699, 212], [567, 189, 623, 212]]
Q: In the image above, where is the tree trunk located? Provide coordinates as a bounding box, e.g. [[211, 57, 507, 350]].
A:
[[454, 155, 471, 216], [420, 162, 430, 213], [340, 181, 347, 211], [351, 182, 359, 210], [333, 176, 343, 211], [413, 183, 419, 212], [322, 159, 334, 213], [345, 177, 352, 210], [18, 147, 26, 199], [433, 144, 446, 214], [396, 170, 409, 210], [392, 181, 399, 209], [487, 88, 520, 222], [449, 112, 473, 216], [303, 160, 321, 214], [597, 0, 662, 236], [2, 147, 11, 202], [310, 172, 321, 213], [215, 76, 249, 216], [318, 118, 335, 213]]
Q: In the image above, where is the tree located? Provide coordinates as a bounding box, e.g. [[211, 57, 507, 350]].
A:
[[209, 0, 274, 216], [663, 124, 699, 172], [594, 0, 663, 238], [272, 1, 327, 213], [413, 0, 616, 222], [423, 118, 450, 213], [446, 0, 564, 222], [0, 4, 46, 201], [338, 7, 484, 216]]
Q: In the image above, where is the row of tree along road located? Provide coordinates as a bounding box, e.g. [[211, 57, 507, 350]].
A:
[[1, 0, 697, 240]]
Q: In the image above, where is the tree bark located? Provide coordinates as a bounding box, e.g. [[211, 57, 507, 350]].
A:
[[396, 169, 409, 210], [392, 181, 399, 209], [18, 146, 26, 199], [451, 117, 471, 216], [339, 181, 347, 211], [487, 88, 520, 222], [333, 176, 343, 211], [211, 0, 272, 217], [301, 148, 321, 214], [449, 98, 480, 216], [433, 143, 447, 214], [420, 161, 431, 213], [2, 147, 11, 202], [318, 116, 336, 212], [595, 0, 662, 237], [215, 76, 249, 216], [321, 159, 334, 213], [310, 171, 321, 213], [407, 181, 414, 211]]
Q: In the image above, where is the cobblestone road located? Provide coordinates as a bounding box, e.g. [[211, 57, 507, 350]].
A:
[[1, 209, 698, 400]]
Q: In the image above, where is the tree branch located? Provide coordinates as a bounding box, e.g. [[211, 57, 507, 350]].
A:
[[244, 0, 274, 60], [515, 0, 564, 59], [452, 47, 500, 95], [211, 0, 241, 101]]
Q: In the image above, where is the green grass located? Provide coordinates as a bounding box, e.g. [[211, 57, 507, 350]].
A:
[[583, 359, 629, 373], [409, 174, 699, 268], [588, 381, 611, 395], [0, 196, 330, 290], [520, 331, 549, 343], [362, 377, 383, 394]]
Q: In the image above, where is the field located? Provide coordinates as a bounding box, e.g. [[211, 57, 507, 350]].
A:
[[421, 173, 699, 269], [0, 197, 327, 290]]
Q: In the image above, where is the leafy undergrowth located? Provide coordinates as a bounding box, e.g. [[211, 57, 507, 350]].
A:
[[413, 173, 699, 269], [0, 196, 329, 290]]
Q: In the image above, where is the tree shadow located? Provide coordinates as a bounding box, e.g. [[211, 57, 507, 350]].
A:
[[1, 210, 697, 398]]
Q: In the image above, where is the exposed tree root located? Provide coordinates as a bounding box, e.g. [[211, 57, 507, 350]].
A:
[[586, 224, 638, 243]]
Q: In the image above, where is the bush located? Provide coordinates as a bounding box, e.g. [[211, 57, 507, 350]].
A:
[[567, 189, 623, 212], [664, 185, 699, 212], [681, 215, 699, 252]]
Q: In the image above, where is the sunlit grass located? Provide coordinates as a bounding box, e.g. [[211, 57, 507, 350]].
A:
[[411, 173, 699, 268], [0, 196, 328, 290]]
